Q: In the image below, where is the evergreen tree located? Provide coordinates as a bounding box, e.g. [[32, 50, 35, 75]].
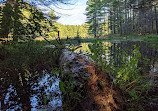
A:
[[86, 0, 104, 38], [0, 0, 58, 41], [0, 2, 13, 38], [85, 0, 158, 36]]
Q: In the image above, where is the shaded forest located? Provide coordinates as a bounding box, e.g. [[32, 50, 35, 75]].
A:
[[86, 0, 158, 37]]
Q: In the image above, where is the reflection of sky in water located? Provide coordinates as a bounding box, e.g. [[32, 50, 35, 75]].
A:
[[3, 85, 21, 111], [75, 42, 111, 54], [30, 71, 62, 110], [75, 43, 92, 53], [1, 71, 62, 111]]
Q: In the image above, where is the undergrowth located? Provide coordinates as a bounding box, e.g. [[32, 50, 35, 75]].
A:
[[0, 40, 62, 74], [88, 39, 155, 110]]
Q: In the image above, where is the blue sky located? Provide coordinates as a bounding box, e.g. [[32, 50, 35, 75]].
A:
[[1, 0, 87, 25], [50, 0, 87, 25]]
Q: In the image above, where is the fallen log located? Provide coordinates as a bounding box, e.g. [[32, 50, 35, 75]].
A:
[[60, 49, 126, 111]]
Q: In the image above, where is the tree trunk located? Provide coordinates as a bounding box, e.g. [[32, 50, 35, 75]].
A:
[[132, 9, 135, 33], [110, 11, 113, 33], [119, 0, 122, 35], [60, 49, 125, 111], [151, 6, 154, 33], [93, 10, 97, 38], [155, 5, 158, 34], [113, 8, 116, 34], [124, 0, 127, 34]]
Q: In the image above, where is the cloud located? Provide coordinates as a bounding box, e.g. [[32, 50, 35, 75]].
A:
[[50, 0, 87, 25], [37, 0, 87, 25]]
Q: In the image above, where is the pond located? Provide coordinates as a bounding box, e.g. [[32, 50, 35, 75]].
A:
[[0, 39, 158, 110], [0, 70, 62, 110], [76, 40, 158, 75]]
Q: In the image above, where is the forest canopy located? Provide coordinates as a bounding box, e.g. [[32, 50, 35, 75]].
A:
[[0, 0, 83, 41], [86, 0, 158, 37]]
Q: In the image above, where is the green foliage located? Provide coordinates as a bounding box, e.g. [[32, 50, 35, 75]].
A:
[[51, 69, 83, 105], [114, 45, 142, 87], [0, 1, 58, 41], [86, 0, 108, 37], [55, 23, 89, 39], [145, 34, 158, 52], [88, 39, 111, 72], [59, 80, 66, 93], [0, 3, 13, 38], [43, 93, 48, 105], [85, 0, 158, 36], [88, 39, 153, 110], [0, 41, 62, 73], [53, 69, 84, 110]]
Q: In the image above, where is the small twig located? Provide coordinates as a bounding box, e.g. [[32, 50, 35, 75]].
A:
[[55, 37, 60, 45], [57, 32, 62, 45], [73, 46, 82, 51], [43, 37, 57, 47], [124, 79, 138, 88], [125, 84, 136, 92], [64, 36, 69, 45], [43, 37, 51, 44]]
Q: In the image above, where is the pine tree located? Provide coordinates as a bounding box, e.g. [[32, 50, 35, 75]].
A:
[[85, 0, 158, 36], [86, 0, 104, 38], [0, 0, 58, 41]]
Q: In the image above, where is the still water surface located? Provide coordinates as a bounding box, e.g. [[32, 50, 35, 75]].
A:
[[0, 40, 158, 110]]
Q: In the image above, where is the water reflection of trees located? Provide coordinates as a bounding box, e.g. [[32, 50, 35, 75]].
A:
[[0, 67, 50, 110], [1, 69, 37, 110], [76, 41, 157, 72], [0, 43, 62, 110], [1, 67, 61, 110], [109, 41, 157, 73]]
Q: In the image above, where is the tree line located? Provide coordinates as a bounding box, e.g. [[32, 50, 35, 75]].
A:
[[53, 23, 89, 38], [0, 0, 86, 41], [0, 0, 59, 41], [86, 0, 158, 37]]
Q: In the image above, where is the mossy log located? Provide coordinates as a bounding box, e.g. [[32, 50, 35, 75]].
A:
[[60, 49, 126, 111]]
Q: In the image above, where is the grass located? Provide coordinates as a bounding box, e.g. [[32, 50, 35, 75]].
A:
[[0, 40, 62, 75]]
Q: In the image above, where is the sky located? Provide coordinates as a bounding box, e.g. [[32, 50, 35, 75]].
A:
[[49, 0, 88, 25], [0, 0, 88, 25]]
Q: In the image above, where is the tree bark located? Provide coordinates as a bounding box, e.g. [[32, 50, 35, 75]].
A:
[[124, 0, 127, 34], [119, 0, 122, 35], [155, 5, 158, 34], [60, 49, 125, 111], [132, 9, 135, 33], [110, 11, 113, 33]]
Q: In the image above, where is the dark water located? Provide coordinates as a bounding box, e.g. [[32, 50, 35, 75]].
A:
[[0, 40, 158, 110], [77, 40, 158, 73], [0, 70, 62, 111], [109, 40, 157, 70]]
